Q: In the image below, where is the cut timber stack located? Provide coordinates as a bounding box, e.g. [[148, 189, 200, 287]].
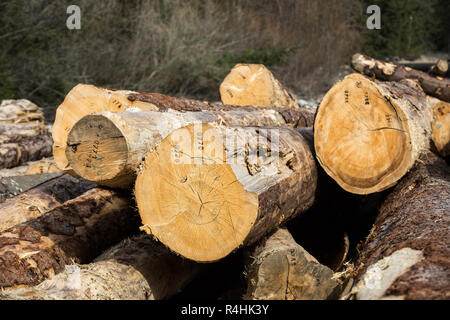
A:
[[348, 153, 449, 300], [352, 53, 450, 103], [314, 73, 433, 194], [54, 84, 314, 175], [135, 123, 317, 262], [0, 235, 201, 300], [0, 99, 44, 124]]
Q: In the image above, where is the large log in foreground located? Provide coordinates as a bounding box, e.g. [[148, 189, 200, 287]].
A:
[[135, 123, 317, 262], [314, 73, 433, 194], [245, 228, 340, 300], [0, 235, 201, 299], [65, 107, 310, 188], [0, 188, 139, 289], [352, 53, 450, 103], [0, 174, 95, 232], [220, 63, 299, 110], [348, 153, 449, 300], [53, 84, 314, 174]]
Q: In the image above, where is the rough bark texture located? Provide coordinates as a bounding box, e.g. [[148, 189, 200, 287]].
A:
[[352, 53, 450, 103], [349, 153, 450, 300], [0, 188, 140, 289], [245, 228, 341, 300], [0, 172, 63, 202], [219, 63, 299, 110], [136, 123, 317, 262], [0, 174, 95, 231], [314, 73, 433, 194], [0, 234, 202, 300], [53, 84, 315, 174], [65, 108, 313, 188], [0, 122, 52, 169], [0, 99, 44, 124]]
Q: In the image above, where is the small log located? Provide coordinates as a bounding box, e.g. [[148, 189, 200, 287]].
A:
[[430, 59, 448, 77], [351, 53, 450, 103], [244, 228, 340, 300], [348, 153, 450, 300], [0, 99, 44, 124], [0, 234, 201, 300], [24, 158, 60, 175], [0, 174, 95, 231], [220, 63, 299, 110], [65, 107, 307, 188], [0, 188, 140, 288], [53, 84, 314, 174], [135, 123, 317, 262], [428, 96, 450, 157], [314, 73, 433, 194]]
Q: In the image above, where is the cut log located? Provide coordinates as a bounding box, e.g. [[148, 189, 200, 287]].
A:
[[244, 228, 340, 300], [0, 234, 201, 299], [0, 174, 95, 232], [0, 188, 140, 289], [220, 63, 299, 110], [430, 59, 448, 77], [428, 96, 450, 157], [351, 53, 450, 103], [53, 84, 314, 174], [24, 158, 60, 175], [0, 172, 63, 202], [135, 123, 317, 262], [0, 99, 44, 124], [314, 73, 433, 194], [348, 153, 450, 300], [66, 109, 295, 188]]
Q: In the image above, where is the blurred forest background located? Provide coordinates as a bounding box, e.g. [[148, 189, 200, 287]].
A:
[[0, 0, 449, 121]]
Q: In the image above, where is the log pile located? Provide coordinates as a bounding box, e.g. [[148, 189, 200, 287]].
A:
[[0, 56, 448, 300]]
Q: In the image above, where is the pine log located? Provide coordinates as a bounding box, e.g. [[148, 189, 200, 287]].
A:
[[24, 158, 60, 175], [53, 84, 313, 174], [65, 108, 305, 188], [428, 96, 450, 157], [0, 99, 44, 124], [0, 174, 95, 231], [430, 59, 448, 77], [0, 234, 201, 299], [314, 73, 433, 194], [244, 228, 341, 300], [351, 53, 450, 102], [348, 153, 449, 300], [135, 123, 317, 262], [0, 188, 140, 289], [220, 63, 299, 110]]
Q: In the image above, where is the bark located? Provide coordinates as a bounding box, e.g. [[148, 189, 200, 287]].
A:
[[352, 53, 450, 103], [65, 108, 311, 188], [135, 123, 317, 262], [0, 187, 140, 289], [53, 84, 314, 173], [0, 134, 53, 169], [348, 153, 450, 300], [0, 99, 44, 124], [219, 63, 299, 110], [244, 228, 341, 300], [0, 172, 63, 202], [0, 174, 95, 231], [314, 73, 433, 194], [0, 234, 202, 300]]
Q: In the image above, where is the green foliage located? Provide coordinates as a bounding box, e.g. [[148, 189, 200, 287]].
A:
[[361, 0, 447, 58]]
